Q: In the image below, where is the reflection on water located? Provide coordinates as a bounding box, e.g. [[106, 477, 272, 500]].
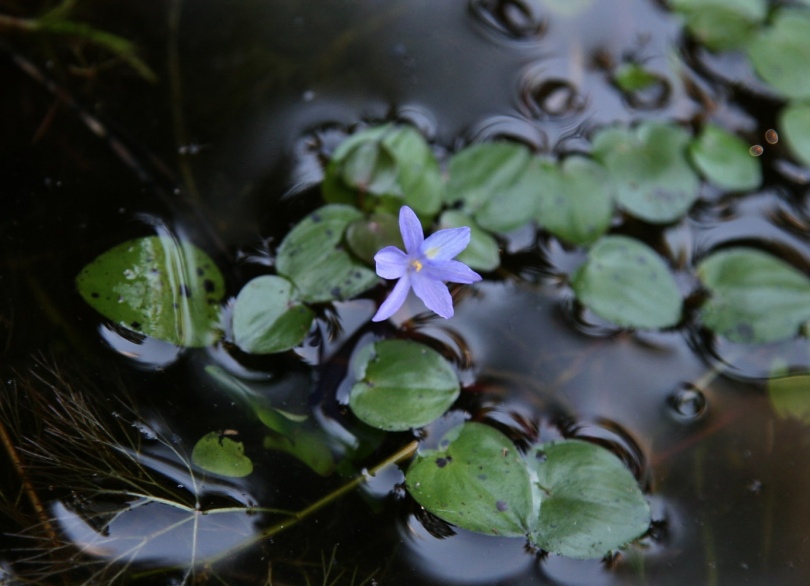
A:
[[2, 0, 810, 584]]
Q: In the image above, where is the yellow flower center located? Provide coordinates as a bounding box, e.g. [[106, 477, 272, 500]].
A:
[[410, 259, 423, 272]]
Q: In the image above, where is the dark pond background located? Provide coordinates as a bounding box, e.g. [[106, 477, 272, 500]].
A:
[[2, 0, 810, 584]]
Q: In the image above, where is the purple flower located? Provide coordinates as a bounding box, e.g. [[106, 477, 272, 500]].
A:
[[372, 206, 482, 322]]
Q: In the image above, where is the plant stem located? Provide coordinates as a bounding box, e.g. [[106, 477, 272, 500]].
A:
[[218, 439, 418, 561]]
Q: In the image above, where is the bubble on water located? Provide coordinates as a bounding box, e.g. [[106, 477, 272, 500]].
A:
[[468, 0, 546, 41], [749, 144, 764, 157], [520, 74, 585, 119], [465, 115, 547, 151], [619, 75, 671, 111], [667, 383, 707, 422], [395, 104, 438, 140]]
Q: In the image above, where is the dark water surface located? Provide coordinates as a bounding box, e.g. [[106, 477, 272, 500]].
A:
[[2, 0, 810, 584]]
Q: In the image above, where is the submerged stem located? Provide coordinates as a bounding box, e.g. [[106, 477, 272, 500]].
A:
[[0, 409, 60, 549], [213, 439, 418, 563]]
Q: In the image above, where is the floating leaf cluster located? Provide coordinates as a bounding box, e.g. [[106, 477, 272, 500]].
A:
[[66, 0, 810, 571]]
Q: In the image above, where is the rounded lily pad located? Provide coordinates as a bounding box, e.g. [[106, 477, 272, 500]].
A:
[[323, 125, 443, 218], [323, 125, 396, 206], [76, 236, 225, 347], [688, 124, 762, 191], [748, 9, 810, 100], [592, 122, 700, 224], [406, 422, 533, 537], [349, 340, 460, 431], [527, 440, 650, 559], [780, 103, 810, 168], [697, 247, 810, 343], [276, 204, 379, 303], [671, 0, 767, 51], [439, 210, 501, 272], [382, 125, 444, 218], [192, 431, 254, 478], [535, 156, 614, 246], [571, 235, 682, 329], [232, 275, 314, 354], [445, 142, 535, 232], [474, 158, 543, 233]]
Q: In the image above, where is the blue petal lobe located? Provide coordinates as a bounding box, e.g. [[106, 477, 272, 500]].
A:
[[372, 275, 411, 322], [374, 246, 408, 279], [399, 205, 424, 255], [424, 259, 482, 284], [411, 272, 454, 319], [421, 227, 470, 261]]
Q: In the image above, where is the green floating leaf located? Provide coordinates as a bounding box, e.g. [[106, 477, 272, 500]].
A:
[[349, 340, 460, 431], [276, 204, 378, 303], [263, 427, 335, 476], [439, 210, 501, 272], [323, 125, 443, 218], [592, 122, 700, 223], [688, 124, 761, 191], [768, 370, 810, 425], [475, 159, 542, 233], [383, 125, 444, 218], [697, 247, 810, 343], [406, 423, 532, 537], [346, 212, 403, 265], [527, 440, 650, 559], [76, 236, 224, 347], [780, 103, 810, 168], [613, 63, 662, 93], [192, 431, 254, 478], [671, 0, 767, 51], [572, 236, 682, 329], [323, 125, 397, 206], [446, 142, 537, 232], [536, 156, 613, 246], [748, 9, 810, 100], [232, 275, 314, 354]]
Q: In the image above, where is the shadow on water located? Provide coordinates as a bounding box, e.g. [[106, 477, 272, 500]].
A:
[[2, 0, 810, 584]]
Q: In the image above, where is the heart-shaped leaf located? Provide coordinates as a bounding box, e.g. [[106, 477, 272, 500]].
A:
[[445, 142, 535, 232], [527, 440, 650, 559], [780, 103, 810, 168], [76, 236, 225, 347], [688, 124, 761, 191], [592, 123, 700, 223], [572, 236, 682, 329], [748, 9, 810, 100], [671, 0, 767, 51], [192, 431, 254, 478], [276, 205, 378, 303], [406, 423, 533, 536], [697, 247, 810, 343], [536, 156, 613, 245], [232, 275, 314, 354], [349, 340, 460, 431]]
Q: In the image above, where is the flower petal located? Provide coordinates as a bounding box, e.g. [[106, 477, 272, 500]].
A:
[[421, 226, 471, 261], [424, 259, 482, 284], [411, 272, 454, 319], [374, 246, 409, 279], [371, 275, 411, 322], [399, 205, 424, 255]]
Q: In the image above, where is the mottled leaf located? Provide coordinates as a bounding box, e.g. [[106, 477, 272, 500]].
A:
[[76, 236, 224, 347]]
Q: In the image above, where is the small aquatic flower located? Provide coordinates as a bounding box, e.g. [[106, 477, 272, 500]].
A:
[[372, 205, 482, 321]]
